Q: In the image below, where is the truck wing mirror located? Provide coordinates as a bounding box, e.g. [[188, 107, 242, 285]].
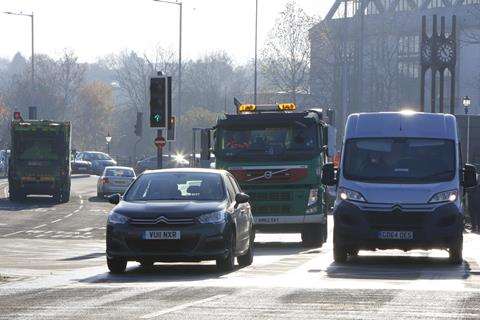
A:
[[463, 164, 478, 189], [321, 163, 336, 186]]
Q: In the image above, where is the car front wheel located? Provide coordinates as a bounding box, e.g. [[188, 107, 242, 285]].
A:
[[216, 232, 235, 272], [238, 230, 254, 267], [107, 257, 127, 274]]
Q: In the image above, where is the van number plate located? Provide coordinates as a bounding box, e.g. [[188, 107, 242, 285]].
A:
[[143, 231, 180, 240], [378, 231, 413, 240]]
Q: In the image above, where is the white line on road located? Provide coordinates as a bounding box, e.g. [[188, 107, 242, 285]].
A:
[[64, 213, 73, 218], [140, 295, 226, 319], [32, 224, 47, 229], [2, 230, 24, 237], [50, 219, 62, 224]]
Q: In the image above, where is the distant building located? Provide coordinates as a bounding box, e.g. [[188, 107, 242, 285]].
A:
[[309, 0, 480, 131]]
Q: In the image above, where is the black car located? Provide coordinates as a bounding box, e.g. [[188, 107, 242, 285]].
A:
[[76, 151, 117, 175], [71, 159, 92, 174], [106, 168, 254, 273]]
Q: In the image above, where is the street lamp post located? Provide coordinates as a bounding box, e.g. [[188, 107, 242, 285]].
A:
[[3, 11, 35, 112], [254, 0, 258, 105], [152, 0, 182, 117], [106, 132, 112, 155], [463, 96, 471, 163]]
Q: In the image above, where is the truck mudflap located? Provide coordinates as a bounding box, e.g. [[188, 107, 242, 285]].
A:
[[254, 214, 325, 225]]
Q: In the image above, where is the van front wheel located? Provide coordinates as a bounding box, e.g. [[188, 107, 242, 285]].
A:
[[449, 234, 463, 265]]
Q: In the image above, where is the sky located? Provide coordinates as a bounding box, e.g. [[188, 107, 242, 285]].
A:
[[0, 0, 334, 64]]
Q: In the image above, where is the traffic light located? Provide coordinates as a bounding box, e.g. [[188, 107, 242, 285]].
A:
[[13, 111, 23, 121], [167, 116, 175, 141], [326, 108, 336, 126], [200, 129, 211, 161], [134, 112, 143, 137], [149, 77, 167, 128]]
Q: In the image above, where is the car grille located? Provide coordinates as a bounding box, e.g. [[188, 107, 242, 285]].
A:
[[129, 216, 196, 227], [127, 236, 199, 253], [249, 192, 292, 202], [252, 204, 291, 215], [364, 213, 430, 230]]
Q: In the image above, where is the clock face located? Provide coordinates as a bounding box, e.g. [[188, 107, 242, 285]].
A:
[[421, 43, 432, 64], [437, 43, 455, 64]]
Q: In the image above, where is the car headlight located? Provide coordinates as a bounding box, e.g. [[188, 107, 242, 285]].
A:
[[108, 212, 129, 224], [307, 188, 318, 206], [429, 189, 458, 203], [337, 187, 366, 202], [198, 211, 226, 224]]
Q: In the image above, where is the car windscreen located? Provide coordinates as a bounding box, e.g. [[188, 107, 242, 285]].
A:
[[105, 169, 134, 177], [218, 124, 318, 157], [124, 172, 226, 201], [85, 153, 111, 161], [343, 138, 455, 183]]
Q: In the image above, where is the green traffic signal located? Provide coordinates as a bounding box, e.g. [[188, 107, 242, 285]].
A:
[[153, 114, 161, 123]]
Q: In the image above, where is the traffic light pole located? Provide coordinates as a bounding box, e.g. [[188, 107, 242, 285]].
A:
[[157, 129, 163, 169]]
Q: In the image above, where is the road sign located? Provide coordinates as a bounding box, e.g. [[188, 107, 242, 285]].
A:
[[154, 136, 166, 149]]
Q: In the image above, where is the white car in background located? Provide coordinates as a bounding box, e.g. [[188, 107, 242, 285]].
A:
[[97, 166, 136, 198]]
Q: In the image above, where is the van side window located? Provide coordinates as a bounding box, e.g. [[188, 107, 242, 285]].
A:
[[228, 175, 241, 194], [224, 176, 236, 201]]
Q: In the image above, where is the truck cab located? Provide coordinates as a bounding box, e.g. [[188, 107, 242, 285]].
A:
[[214, 103, 332, 247], [322, 112, 477, 264]]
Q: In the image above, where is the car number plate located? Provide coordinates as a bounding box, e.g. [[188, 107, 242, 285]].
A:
[[143, 230, 180, 240], [378, 231, 414, 240]]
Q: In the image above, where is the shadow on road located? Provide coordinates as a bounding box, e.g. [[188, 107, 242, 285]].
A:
[[0, 196, 60, 211], [78, 263, 233, 284], [88, 196, 108, 203], [318, 255, 470, 280]]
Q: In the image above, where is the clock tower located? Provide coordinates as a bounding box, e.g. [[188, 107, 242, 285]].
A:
[[420, 15, 457, 114]]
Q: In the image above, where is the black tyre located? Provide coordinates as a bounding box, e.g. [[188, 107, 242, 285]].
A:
[[449, 234, 463, 265], [97, 191, 104, 199], [216, 232, 235, 272], [61, 185, 70, 203], [301, 224, 325, 248], [107, 257, 127, 274], [333, 230, 348, 263], [238, 231, 254, 267]]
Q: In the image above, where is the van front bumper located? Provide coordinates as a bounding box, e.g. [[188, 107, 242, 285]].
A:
[[333, 201, 463, 251]]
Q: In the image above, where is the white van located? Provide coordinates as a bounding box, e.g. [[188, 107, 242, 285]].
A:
[[322, 112, 477, 264]]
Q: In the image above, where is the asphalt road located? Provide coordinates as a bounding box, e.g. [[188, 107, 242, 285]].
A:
[[1, 176, 480, 319]]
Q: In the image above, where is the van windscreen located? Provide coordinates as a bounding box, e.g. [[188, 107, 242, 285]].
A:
[[343, 138, 455, 183]]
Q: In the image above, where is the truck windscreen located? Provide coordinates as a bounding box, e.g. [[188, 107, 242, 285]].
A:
[[343, 138, 455, 183], [218, 124, 317, 157]]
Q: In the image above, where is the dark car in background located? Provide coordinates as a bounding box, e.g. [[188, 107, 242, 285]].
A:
[[106, 168, 254, 273], [76, 151, 117, 175], [71, 158, 92, 174], [135, 154, 189, 173]]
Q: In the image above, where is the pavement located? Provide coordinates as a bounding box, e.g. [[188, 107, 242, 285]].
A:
[[1, 176, 480, 319]]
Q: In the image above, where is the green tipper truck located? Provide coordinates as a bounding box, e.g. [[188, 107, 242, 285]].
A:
[[8, 119, 71, 203], [214, 103, 332, 247]]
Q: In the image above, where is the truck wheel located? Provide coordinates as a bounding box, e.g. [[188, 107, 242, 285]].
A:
[[301, 224, 324, 248], [107, 257, 127, 274], [61, 186, 70, 203], [449, 234, 463, 265]]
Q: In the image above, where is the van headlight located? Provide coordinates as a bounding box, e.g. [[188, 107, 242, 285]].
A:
[[429, 190, 458, 203], [337, 187, 366, 202], [108, 212, 129, 224], [307, 188, 319, 206], [198, 211, 226, 224]]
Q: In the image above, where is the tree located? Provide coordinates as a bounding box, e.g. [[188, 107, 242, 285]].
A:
[[261, 1, 318, 103], [72, 81, 113, 151]]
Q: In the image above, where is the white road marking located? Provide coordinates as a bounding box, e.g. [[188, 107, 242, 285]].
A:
[[32, 224, 47, 229], [50, 219, 62, 224], [0, 223, 7, 226], [64, 213, 73, 218], [2, 230, 24, 237], [77, 228, 94, 232], [140, 295, 227, 319]]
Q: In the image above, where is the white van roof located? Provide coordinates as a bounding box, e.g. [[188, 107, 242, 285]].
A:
[[345, 112, 458, 141]]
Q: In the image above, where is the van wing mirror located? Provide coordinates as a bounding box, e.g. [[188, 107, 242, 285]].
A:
[[463, 164, 478, 189], [108, 194, 121, 205], [321, 163, 336, 186]]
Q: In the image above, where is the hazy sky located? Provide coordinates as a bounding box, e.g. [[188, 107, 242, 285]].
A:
[[0, 0, 334, 64]]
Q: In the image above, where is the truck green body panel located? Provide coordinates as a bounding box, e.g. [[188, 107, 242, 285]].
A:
[[214, 109, 329, 233], [8, 120, 71, 200]]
